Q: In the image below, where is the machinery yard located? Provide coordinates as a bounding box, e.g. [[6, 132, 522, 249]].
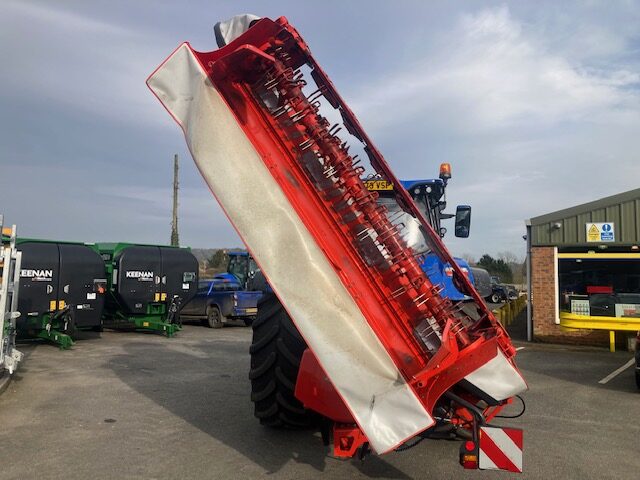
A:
[[2, 4, 640, 480], [1, 325, 638, 480]]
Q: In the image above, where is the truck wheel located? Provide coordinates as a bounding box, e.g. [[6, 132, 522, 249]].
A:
[[250, 293, 315, 428], [490, 293, 501, 304], [206, 306, 224, 329]]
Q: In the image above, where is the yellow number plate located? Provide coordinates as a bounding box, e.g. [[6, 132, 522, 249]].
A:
[[363, 180, 394, 191]]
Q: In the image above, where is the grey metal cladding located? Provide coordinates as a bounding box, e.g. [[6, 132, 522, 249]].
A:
[[528, 188, 640, 246]]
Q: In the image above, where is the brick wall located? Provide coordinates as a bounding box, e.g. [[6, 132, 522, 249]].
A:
[[531, 246, 609, 346]]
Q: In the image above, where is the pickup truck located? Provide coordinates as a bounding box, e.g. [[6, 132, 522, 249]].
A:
[[488, 276, 519, 304], [180, 275, 261, 328]]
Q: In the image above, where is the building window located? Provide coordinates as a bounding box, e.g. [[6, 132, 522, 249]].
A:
[[558, 255, 640, 318]]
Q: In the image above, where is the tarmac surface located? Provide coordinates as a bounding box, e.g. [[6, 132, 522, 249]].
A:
[[1, 324, 638, 480]]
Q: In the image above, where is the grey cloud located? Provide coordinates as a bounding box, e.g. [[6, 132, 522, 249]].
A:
[[1, 0, 639, 260]]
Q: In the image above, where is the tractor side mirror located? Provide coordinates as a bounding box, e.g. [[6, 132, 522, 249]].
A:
[[454, 205, 471, 238]]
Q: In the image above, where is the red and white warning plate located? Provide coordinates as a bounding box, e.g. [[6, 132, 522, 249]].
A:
[[479, 426, 523, 473]]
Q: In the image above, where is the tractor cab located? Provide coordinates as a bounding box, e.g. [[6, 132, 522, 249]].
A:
[[226, 250, 270, 293], [226, 251, 256, 289], [365, 163, 474, 301], [364, 163, 471, 241]]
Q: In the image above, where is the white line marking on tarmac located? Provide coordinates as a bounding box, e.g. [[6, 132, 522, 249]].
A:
[[598, 359, 635, 384], [516, 347, 525, 351]]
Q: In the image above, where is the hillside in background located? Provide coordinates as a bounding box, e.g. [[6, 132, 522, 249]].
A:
[[190, 248, 216, 265]]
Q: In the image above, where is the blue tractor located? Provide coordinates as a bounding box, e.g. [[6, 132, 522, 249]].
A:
[[226, 163, 480, 302], [365, 164, 474, 301], [225, 251, 271, 295]]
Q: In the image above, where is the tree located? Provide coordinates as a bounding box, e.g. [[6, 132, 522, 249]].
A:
[[477, 254, 495, 272], [206, 249, 229, 271], [477, 254, 513, 283], [497, 251, 525, 284], [497, 251, 520, 265]]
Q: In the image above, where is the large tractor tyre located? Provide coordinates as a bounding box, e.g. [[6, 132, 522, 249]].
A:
[[206, 306, 224, 329], [635, 370, 640, 390], [250, 293, 316, 428]]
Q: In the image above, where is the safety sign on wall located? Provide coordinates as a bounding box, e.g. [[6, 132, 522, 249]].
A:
[[586, 222, 615, 242]]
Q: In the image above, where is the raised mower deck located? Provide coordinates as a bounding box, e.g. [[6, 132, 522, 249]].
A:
[[148, 15, 527, 471]]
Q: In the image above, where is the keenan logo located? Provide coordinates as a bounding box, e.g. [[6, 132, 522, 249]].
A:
[[20, 269, 53, 281], [125, 271, 154, 281]]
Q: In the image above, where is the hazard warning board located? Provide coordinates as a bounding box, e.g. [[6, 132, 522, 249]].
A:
[[479, 426, 523, 473], [586, 222, 615, 242]]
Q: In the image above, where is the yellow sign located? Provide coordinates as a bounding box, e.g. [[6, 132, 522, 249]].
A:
[[587, 224, 600, 242], [585, 222, 615, 242], [363, 180, 393, 191]]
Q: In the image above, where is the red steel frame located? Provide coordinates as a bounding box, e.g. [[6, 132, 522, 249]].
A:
[[174, 16, 521, 455]]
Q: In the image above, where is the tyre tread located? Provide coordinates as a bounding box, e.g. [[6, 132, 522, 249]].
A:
[[249, 293, 315, 429]]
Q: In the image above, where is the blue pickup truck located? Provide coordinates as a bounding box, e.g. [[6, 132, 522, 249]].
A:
[[180, 275, 261, 328]]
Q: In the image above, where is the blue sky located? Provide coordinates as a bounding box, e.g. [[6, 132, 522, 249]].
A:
[[1, 1, 639, 261]]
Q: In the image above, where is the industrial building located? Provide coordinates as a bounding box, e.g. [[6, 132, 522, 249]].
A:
[[526, 188, 640, 350]]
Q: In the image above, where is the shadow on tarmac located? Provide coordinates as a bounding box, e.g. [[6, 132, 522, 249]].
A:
[[504, 309, 637, 394], [108, 332, 412, 478]]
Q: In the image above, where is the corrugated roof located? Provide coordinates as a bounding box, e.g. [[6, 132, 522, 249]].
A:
[[528, 188, 640, 247], [530, 188, 640, 225]]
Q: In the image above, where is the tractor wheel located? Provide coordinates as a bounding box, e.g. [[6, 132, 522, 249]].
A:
[[249, 293, 315, 428], [635, 369, 640, 390], [206, 306, 224, 329], [490, 293, 501, 304]]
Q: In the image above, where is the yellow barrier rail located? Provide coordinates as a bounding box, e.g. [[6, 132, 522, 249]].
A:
[[493, 295, 527, 327], [559, 312, 640, 352]]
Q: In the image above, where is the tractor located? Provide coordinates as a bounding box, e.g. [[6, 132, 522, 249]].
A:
[[227, 168, 477, 303], [148, 14, 527, 472]]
